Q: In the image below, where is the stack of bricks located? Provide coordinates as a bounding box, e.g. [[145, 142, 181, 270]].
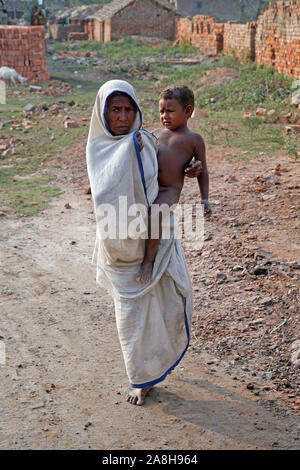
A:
[[223, 22, 257, 62], [176, 15, 225, 55], [175, 1, 300, 79], [176, 15, 224, 56], [255, 0, 300, 78], [0, 26, 49, 82]]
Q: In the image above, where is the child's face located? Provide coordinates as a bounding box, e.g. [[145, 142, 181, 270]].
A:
[[159, 98, 192, 131], [106, 94, 136, 135]]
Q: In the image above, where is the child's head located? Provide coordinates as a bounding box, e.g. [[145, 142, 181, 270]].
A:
[[105, 91, 137, 135], [159, 85, 194, 131]]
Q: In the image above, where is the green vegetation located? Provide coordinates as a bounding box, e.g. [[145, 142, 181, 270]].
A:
[[195, 60, 293, 111], [197, 109, 286, 154], [233, 1, 277, 22], [53, 36, 199, 60], [285, 130, 299, 161], [0, 171, 62, 216], [0, 93, 87, 215]]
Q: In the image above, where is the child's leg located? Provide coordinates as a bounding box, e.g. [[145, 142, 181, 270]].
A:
[[136, 186, 180, 284], [136, 208, 161, 284], [136, 238, 160, 284]]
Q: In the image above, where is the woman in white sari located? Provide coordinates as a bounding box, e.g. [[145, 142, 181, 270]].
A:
[[86, 80, 193, 405]]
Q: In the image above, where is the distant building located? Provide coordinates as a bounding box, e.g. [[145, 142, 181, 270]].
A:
[[50, 0, 179, 42]]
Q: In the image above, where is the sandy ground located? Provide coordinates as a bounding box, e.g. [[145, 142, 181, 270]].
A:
[[0, 136, 299, 449]]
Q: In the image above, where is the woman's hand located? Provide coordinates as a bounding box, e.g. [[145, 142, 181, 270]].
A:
[[184, 160, 203, 178]]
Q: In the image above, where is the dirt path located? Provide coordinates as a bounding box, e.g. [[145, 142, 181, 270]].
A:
[[0, 152, 299, 449]]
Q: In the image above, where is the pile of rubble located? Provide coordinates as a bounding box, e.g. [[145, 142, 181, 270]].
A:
[[0, 99, 89, 146], [8, 80, 74, 98], [0, 26, 49, 82]]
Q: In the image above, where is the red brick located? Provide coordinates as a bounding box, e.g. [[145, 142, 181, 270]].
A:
[[0, 26, 49, 82]]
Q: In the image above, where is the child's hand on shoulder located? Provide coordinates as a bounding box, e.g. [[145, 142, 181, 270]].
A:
[[184, 160, 202, 178]]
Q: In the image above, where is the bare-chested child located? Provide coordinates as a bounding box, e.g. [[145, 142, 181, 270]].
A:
[[136, 85, 211, 285]]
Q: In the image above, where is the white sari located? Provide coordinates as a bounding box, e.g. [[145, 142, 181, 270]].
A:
[[86, 80, 193, 388]]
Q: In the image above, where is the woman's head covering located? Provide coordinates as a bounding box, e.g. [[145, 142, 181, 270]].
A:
[[88, 80, 142, 142], [86, 78, 161, 293]]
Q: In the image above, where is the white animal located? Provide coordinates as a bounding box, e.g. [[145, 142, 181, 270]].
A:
[[0, 66, 28, 86]]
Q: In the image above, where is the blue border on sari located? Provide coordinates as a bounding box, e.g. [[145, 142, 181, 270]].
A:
[[133, 132, 150, 208]]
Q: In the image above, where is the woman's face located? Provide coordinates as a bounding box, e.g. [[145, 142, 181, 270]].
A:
[[105, 94, 136, 135]]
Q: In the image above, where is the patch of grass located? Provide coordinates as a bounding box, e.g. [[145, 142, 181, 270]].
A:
[[196, 109, 286, 156], [0, 94, 88, 215], [0, 107, 23, 123], [0, 168, 62, 216], [195, 63, 293, 111], [284, 130, 299, 161], [54, 37, 199, 60]]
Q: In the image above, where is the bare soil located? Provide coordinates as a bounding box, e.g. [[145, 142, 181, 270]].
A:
[[0, 125, 299, 449]]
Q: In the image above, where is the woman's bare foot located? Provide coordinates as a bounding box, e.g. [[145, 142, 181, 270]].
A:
[[136, 260, 153, 284], [126, 387, 152, 406]]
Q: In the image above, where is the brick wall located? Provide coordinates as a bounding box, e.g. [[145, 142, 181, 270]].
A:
[[0, 26, 49, 82], [176, 15, 224, 56], [109, 0, 177, 41], [175, 1, 300, 79], [255, 0, 300, 78], [223, 22, 256, 62], [48, 24, 83, 41]]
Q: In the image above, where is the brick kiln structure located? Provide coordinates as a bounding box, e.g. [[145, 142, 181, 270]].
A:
[[255, 0, 300, 78], [0, 26, 49, 82], [175, 0, 300, 78]]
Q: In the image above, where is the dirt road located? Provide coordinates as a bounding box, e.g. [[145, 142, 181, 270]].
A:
[[0, 150, 299, 449]]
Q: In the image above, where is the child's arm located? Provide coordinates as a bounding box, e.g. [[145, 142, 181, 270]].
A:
[[193, 135, 212, 216]]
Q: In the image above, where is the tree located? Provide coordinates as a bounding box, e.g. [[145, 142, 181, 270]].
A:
[[233, 0, 277, 22]]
